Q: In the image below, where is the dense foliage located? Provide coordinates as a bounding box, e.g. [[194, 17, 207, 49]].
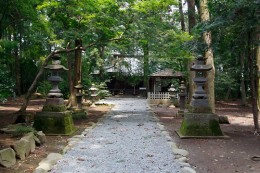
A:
[[206, 0, 259, 100], [0, 0, 259, 108]]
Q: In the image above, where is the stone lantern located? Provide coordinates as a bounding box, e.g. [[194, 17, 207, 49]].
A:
[[34, 54, 75, 135], [168, 84, 177, 108], [45, 54, 68, 99], [71, 80, 87, 119], [74, 80, 83, 110], [177, 81, 186, 117], [178, 55, 224, 138], [89, 84, 98, 107]]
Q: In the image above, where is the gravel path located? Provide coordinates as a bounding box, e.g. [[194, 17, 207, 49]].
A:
[[50, 97, 184, 173]]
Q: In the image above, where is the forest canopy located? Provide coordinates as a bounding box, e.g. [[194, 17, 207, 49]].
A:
[[0, 0, 259, 130]]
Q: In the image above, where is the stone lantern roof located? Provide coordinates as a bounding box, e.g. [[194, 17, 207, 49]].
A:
[[45, 64, 68, 71], [74, 81, 83, 89], [149, 69, 183, 78], [45, 54, 68, 71]]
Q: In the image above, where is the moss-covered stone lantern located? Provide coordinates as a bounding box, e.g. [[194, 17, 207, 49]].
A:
[[177, 55, 224, 138], [45, 54, 68, 98], [34, 54, 76, 135]]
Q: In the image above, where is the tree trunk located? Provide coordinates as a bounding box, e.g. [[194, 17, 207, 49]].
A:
[[255, 26, 260, 132], [74, 39, 82, 85], [225, 86, 231, 101], [68, 39, 82, 107], [98, 46, 105, 80], [178, 0, 185, 32], [187, 0, 197, 104], [143, 41, 149, 92], [18, 47, 82, 113], [240, 51, 247, 106], [14, 32, 22, 96], [18, 52, 55, 113], [248, 30, 259, 133], [187, 0, 196, 34], [67, 45, 73, 94], [200, 0, 215, 113], [14, 47, 22, 96]]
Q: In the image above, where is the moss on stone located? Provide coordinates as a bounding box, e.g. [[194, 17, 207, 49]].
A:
[[33, 111, 76, 135], [180, 113, 223, 136], [72, 110, 88, 120], [188, 105, 212, 113], [209, 119, 223, 136], [42, 105, 67, 112]]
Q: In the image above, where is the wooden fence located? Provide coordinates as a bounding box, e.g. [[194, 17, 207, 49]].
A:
[[147, 92, 170, 100]]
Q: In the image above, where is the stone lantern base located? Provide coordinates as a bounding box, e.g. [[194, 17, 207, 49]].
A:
[[177, 106, 226, 138], [33, 98, 76, 135]]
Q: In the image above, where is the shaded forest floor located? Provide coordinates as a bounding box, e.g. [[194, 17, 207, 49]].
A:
[[0, 98, 112, 173], [0, 98, 259, 173], [152, 100, 260, 173]]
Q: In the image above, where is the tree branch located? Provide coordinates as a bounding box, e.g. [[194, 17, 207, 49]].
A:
[[18, 46, 82, 113]]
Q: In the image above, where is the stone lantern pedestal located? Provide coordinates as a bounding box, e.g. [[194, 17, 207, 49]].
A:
[[177, 55, 224, 138], [33, 54, 76, 135]]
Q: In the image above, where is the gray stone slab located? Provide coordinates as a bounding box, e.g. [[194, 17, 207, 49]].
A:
[[12, 138, 31, 160], [0, 148, 16, 168]]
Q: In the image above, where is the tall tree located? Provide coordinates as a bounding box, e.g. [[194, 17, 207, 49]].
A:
[[205, 0, 259, 130], [199, 0, 215, 112], [187, 0, 196, 104], [256, 26, 260, 133], [178, 0, 185, 31], [187, 0, 196, 34], [0, 0, 50, 97], [124, 0, 180, 89]]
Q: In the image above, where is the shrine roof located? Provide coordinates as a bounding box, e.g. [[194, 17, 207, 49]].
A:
[[149, 69, 183, 78]]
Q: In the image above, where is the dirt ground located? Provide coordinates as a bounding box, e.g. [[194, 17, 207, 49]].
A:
[[152, 100, 260, 173], [0, 98, 112, 173], [0, 98, 259, 173]]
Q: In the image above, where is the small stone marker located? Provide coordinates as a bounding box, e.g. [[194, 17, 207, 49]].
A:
[[181, 166, 196, 173], [0, 148, 16, 168], [36, 131, 46, 144], [23, 132, 36, 152], [12, 138, 31, 160], [37, 153, 63, 171]]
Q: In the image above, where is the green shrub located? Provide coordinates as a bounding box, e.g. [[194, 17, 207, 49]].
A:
[[13, 125, 36, 137], [0, 67, 14, 102], [59, 80, 70, 99], [37, 81, 51, 97], [96, 82, 112, 99], [98, 89, 112, 99]]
